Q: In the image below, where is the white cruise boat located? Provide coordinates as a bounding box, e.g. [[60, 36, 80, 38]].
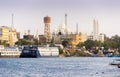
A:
[[0, 45, 21, 57], [38, 47, 59, 57]]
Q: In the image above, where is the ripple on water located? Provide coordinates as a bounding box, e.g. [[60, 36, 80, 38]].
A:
[[0, 57, 120, 77]]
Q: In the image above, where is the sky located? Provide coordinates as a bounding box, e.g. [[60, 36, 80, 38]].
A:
[[0, 0, 120, 38]]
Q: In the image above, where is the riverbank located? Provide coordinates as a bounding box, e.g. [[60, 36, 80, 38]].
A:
[[59, 47, 120, 57]]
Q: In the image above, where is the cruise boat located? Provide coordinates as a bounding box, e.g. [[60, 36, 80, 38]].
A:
[[0, 45, 21, 58], [20, 46, 59, 57], [38, 47, 59, 57]]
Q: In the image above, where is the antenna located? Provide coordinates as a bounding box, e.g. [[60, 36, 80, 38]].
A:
[[65, 13, 68, 34], [11, 13, 14, 29], [65, 13, 67, 27]]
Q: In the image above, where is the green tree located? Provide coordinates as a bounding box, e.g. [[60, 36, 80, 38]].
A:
[[33, 39, 41, 45], [15, 39, 32, 45], [102, 35, 120, 50], [62, 40, 69, 47], [59, 48, 63, 54], [83, 40, 94, 50], [0, 40, 9, 47], [77, 42, 84, 48], [49, 43, 55, 47], [49, 36, 55, 47], [77, 39, 102, 50], [111, 35, 120, 48]]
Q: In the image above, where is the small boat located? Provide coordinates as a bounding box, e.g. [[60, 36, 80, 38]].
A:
[[110, 59, 120, 68], [110, 61, 119, 65], [117, 64, 120, 68], [115, 59, 120, 61]]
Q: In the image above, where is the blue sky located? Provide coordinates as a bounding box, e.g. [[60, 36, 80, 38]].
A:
[[0, 0, 120, 37]]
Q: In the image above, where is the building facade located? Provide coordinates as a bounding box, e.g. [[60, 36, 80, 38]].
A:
[[70, 33, 87, 48], [0, 26, 10, 41], [88, 33, 104, 43], [9, 28, 19, 46], [0, 26, 19, 46], [52, 32, 87, 48], [38, 35, 47, 45], [87, 19, 104, 42]]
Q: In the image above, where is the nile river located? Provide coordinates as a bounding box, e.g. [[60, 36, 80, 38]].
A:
[[0, 57, 120, 77]]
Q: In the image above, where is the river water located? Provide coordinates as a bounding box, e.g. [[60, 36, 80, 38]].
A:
[[0, 57, 120, 77]]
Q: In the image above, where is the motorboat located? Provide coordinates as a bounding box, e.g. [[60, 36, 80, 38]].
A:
[[110, 59, 120, 68]]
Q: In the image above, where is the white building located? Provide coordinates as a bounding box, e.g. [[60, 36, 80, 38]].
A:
[[88, 19, 105, 42], [53, 24, 71, 35], [88, 33, 104, 42], [98, 34, 104, 43]]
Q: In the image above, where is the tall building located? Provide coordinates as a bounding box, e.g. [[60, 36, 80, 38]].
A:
[[0, 26, 19, 46], [93, 19, 99, 41], [88, 19, 104, 42], [44, 16, 51, 43], [9, 28, 19, 46]]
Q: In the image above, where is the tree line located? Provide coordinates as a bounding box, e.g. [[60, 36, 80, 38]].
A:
[[77, 35, 120, 51]]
